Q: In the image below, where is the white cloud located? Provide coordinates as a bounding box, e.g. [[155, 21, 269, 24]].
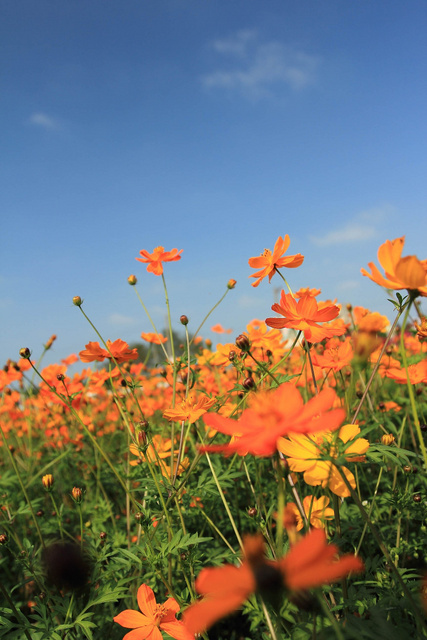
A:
[[336, 280, 360, 291], [310, 205, 394, 247], [108, 313, 137, 326], [28, 112, 60, 130], [311, 223, 376, 247], [202, 30, 320, 99]]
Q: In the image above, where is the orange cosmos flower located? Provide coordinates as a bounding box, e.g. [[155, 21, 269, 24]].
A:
[[140, 332, 168, 344], [163, 393, 216, 423], [311, 338, 353, 372], [266, 292, 346, 343], [210, 323, 232, 334], [113, 583, 192, 640], [136, 246, 183, 276], [248, 235, 304, 287], [183, 529, 363, 636], [361, 237, 427, 296], [295, 287, 321, 298], [201, 384, 345, 457], [280, 495, 334, 531], [79, 339, 138, 363]]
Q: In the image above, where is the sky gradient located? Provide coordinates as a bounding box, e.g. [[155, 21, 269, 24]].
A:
[[2, 1, 426, 367]]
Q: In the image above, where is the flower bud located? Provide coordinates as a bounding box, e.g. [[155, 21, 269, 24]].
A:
[[42, 474, 54, 491], [243, 376, 256, 390], [413, 493, 422, 503], [57, 374, 65, 381], [0, 533, 8, 545], [236, 334, 251, 352], [228, 350, 236, 361], [72, 296, 82, 306], [45, 335, 57, 350], [227, 279, 237, 289], [381, 434, 395, 446], [180, 315, 189, 326], [247, 507, 257, 517], [36, 510, 44, 517], [99, 531, 107, 541], [71, 487, 83, 504], [19, 347, 31, 359], [127, 274, 137, 286]]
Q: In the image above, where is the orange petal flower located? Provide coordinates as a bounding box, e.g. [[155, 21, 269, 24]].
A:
[[163, 393, 216, 423], [266, 292, 346, 343], [248, 235, 304, 287], [280, 528, 364, 590], [210, 323, 232, 334], [201, 383, 345, 456], [183, 530, 363, 636], [361, 237, 427, 296], [136, 246, 183, 276], [140, 332, 168, 344], [114, 583, 192, 640], [79, 339, 138, 363]]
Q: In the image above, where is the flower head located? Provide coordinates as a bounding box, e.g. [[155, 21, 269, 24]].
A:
[[201, 384, 345, 457], [136, 246, 183, 276], [266, 292, 345, 343], [79, 339, 138, 363], [114, 583, 192, 640], [163, 393, 216, 424], [278, 424, 369, 497], [140, 332, 168, 345], [183, 530, 363, 636], [361, 237, 427, 296], [248, 236, 304, 287]]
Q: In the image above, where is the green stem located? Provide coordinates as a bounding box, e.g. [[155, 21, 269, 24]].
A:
[[0, 423, 45, 548], [131, 285, 169, 360], [189, 286, 233, 346], [399, 300, 427, 469], [351, 302, 406, 424], [335, 464, 427, 633]]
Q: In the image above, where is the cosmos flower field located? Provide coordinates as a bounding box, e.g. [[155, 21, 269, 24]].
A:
[[1, 236, 427, 639]]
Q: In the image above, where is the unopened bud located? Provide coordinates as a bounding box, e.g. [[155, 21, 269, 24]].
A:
[[235, 334, 250, 352], [42, 474, 54, 491], [413, 493, 422, 503], [19, 347, 31, 359], [243, 376, 256, 390], [57, 374, 65, 381], [180, 315, 189, 326], [381, 434, 395, 446], [248, 507, 257, 517], [99, 531, 107, 540], [227, 279, 237, 289], [72, 296, 82, 306], [0, 533, 8, 545], [127, 275, 137, 286], [228, 350, 236, 361], [45, 335, 57, 350], [71, 487, 83, 504]]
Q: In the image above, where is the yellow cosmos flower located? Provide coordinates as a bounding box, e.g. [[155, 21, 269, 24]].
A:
[[278, 424, 369, 498], [285, 495, 335, 531]]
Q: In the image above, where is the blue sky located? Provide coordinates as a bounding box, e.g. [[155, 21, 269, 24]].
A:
[[2, 0, 426, 367]]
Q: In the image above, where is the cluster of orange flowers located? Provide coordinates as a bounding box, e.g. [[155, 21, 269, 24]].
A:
[[2, 236, 426, 638]]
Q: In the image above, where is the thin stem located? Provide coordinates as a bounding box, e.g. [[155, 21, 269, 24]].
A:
[[399, 300, 427, 469], [189, 286, 233, 346], [0, 423, 45, 548], [351, 303, 407, 424], [131, 285, 169, 360]]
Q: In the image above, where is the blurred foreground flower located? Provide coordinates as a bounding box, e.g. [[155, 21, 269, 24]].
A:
[[361, 236, 427, 296], [136, 246, 183, 276], [79, 339, 138, 363], [248, 235, 304, 287], [114, 583, 192, 640], [183, 529, 364, 636], [201, 384, 345, 456]]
